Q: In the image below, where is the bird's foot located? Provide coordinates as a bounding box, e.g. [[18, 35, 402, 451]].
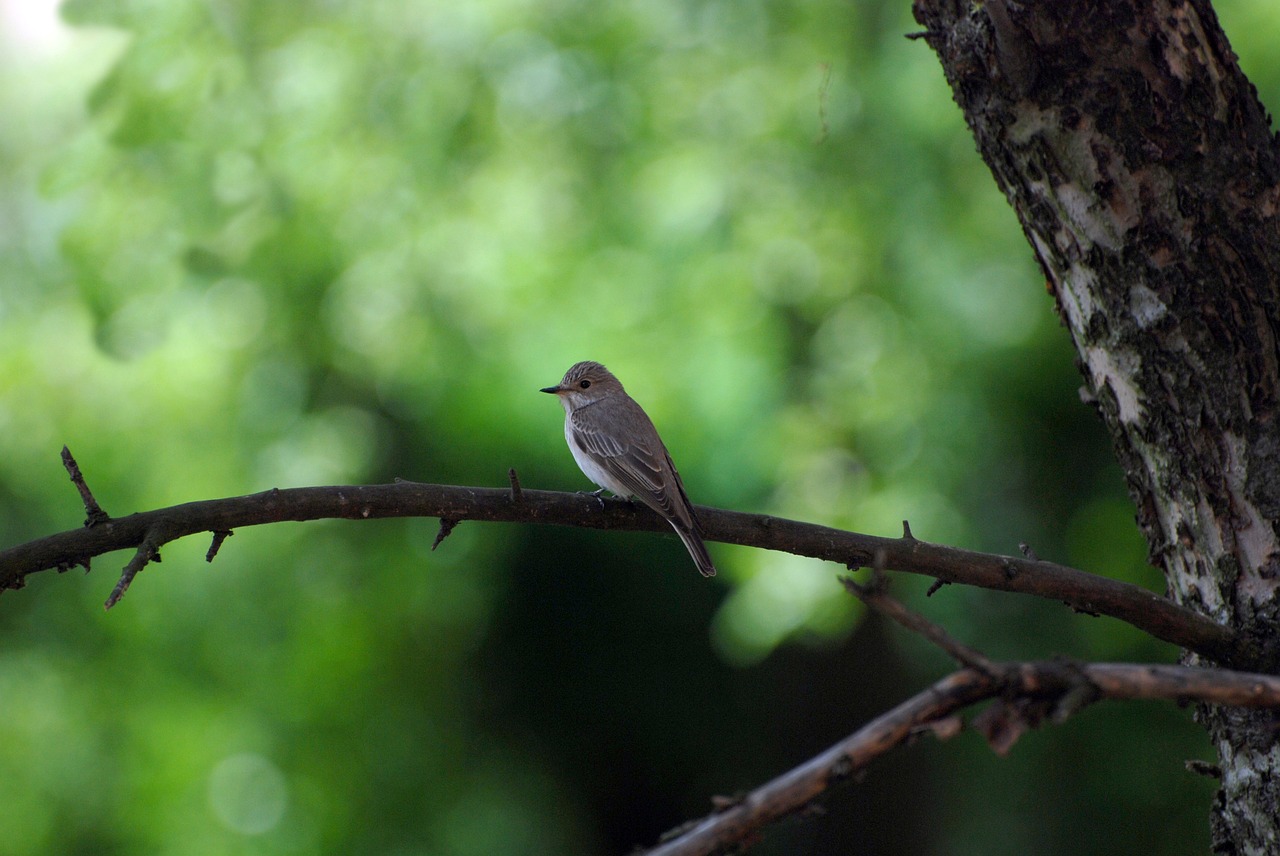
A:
[[577, 488, 608, 510]]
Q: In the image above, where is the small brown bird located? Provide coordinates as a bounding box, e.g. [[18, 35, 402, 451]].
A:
[[541, 361, 717, 577]]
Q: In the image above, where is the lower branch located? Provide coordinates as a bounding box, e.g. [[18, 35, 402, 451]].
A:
[[645, 670, 991, 856], [638, 661, 1280, 856]]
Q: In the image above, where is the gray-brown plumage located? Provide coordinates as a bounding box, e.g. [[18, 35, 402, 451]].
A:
[[540, 361, 717, 577]]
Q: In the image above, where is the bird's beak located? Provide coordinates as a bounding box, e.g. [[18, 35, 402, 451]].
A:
[[539, 384, 563, 394]]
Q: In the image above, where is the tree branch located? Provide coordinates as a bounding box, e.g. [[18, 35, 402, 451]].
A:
[[0, 474, 1250, 668], [642, 560, 1280, 854], [841, 572, 1000, 674], [637, 660, 1280, 856], [643, 669, 992, 856]]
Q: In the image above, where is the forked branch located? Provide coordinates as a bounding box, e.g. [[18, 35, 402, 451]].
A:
[[638, 577, 1280, 856], [637, 658, 1280, 856]]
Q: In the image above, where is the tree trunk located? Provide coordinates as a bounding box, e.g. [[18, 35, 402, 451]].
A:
[[912, 0, 1280, 851]]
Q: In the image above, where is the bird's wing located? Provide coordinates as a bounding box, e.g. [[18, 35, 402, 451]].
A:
[[570, 398, 698, 531]]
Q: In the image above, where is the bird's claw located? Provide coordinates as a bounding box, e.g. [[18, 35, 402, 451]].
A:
[[578, 488, 607, 510]]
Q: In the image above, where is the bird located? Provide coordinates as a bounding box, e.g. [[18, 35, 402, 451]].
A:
[[540, 361, 717, 577]]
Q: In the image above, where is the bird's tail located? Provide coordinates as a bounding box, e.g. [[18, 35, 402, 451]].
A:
[[674, 525, 717, 577]]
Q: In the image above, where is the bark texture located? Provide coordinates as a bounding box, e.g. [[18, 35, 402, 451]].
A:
[[912, 0, 1280, 851]]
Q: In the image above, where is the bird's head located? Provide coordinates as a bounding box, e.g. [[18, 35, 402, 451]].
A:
[[540, 361, 624, 409]]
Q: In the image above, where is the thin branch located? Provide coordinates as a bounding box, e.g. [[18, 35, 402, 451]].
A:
[[1081, 663, 1280, 707], [643, 670, 992, 856], [637, 661, 1280, 856], [840, 573, 999, 674], [1186, 759, 1222, 779], [0, 474, 1251, 667], [60, 445, 109, 526], [104, 532, 162, 610], [651, 564, 1280, 853]]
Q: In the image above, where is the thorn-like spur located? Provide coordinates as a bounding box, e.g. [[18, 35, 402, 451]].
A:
[[61, 446, 109, 527], [206, 530, 234, 563], [432, 518, 459, 551], [104, 536, 162, 610]]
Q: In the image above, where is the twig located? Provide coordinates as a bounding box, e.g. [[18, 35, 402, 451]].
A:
[[60, 446, 109, 527], [508, 468, 523, 502], [840, 573, 1000, 675], [104, 534, 162, 610], [1186, 759, 1221, 778]]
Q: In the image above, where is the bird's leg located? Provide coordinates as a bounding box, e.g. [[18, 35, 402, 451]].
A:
[[577, 487, 608, 510]]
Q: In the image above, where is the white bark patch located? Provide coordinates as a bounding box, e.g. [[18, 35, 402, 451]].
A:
[[1083, 345, 1144, 424], [1223, 433, 1280, 603], [1129, 283, 1167, 329], [1159, 437, 1280, 615], [1011, 107, 1136, 252], [1195, 496, 1228, 556], [1055, 181, 1128, 252], [1054, 258, 1098, 335], [1008, 104, 1054, 144], [1220, 742, 1280, 793], [1169, 556, 1227, 617], [1146, 473, 1227, 616], [1166, 3, 1228, 122], [1160, 14, 1192, 81]]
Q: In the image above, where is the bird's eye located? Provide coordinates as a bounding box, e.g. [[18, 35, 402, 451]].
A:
[[579, 379, 591, 389]]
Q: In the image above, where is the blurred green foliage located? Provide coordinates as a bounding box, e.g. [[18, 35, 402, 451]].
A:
[[1, 0, 1275, 853]]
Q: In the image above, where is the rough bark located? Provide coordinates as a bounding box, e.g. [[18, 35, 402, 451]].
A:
[[911, 0, 1280, 850]]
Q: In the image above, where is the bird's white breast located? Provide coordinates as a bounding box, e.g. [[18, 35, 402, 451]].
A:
[[565, 418, 631, 497]]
